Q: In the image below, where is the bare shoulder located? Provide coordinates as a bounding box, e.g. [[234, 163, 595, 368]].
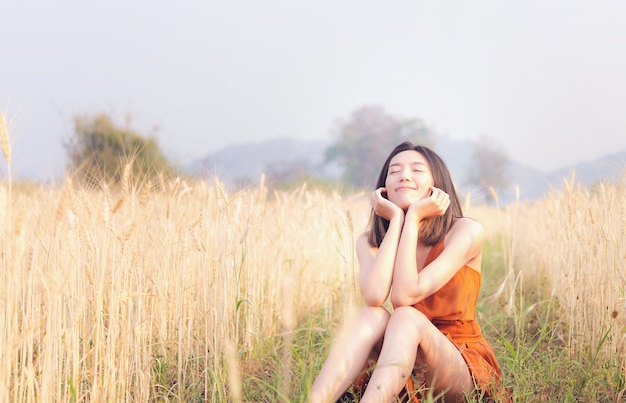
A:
[[446, 217, 484, 261], [356, 231, 377, 260], [356, 231, 372, 251], [450, 216, 484, 238]]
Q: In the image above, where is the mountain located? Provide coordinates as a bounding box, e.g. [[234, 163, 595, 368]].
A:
[[189, 137, 337, 185], [189, 137, 625, 202], [546, 151, 626, 190]]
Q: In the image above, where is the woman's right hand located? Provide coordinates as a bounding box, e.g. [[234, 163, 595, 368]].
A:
[[370, 187, 404, 221]]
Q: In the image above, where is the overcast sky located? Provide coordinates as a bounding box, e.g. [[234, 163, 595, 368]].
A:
[[2, 0, 626, 181]]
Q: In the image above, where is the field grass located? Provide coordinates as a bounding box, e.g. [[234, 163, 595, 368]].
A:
[[1, 156, 625, 401]]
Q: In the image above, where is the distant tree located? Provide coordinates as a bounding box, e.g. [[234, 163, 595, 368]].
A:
[[65, 113, 174, 187], [468, 136, 511, 202], [264, 159, 313, 187], [262, 159, 332, 191], [325, 105, 433, 189]]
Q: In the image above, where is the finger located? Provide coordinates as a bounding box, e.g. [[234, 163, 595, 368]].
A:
[[376, 187, 389, 201], [371, 188, 385, 206], [434, 188, 448, 201], [430, 187, 443, 198], [443, 198, 451, 212]]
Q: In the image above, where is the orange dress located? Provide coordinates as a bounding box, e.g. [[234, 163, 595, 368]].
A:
[[409, 238, 509, 401]]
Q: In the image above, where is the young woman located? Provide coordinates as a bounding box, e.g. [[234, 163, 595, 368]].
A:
[[309, 142, 508, 402]]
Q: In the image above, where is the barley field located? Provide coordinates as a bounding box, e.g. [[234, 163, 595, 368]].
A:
[[0, 138, 625, 400]]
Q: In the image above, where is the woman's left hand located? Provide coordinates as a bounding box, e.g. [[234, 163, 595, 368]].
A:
[[407, 187, 450, 222]]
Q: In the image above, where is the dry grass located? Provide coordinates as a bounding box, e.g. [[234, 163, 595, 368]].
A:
[[0, 175, 367, 402], [513, 176, 626, 371], [0, 167, 624, 401], [0, 112, 11, 166]]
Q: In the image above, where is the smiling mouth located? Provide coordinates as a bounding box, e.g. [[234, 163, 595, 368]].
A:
[[395, 187, 416, 191]]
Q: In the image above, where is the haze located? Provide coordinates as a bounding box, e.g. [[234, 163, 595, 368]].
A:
[[2, 1, 626, 181]]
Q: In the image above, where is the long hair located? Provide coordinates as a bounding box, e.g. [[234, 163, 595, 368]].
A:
[[367, 141, 463, 247]]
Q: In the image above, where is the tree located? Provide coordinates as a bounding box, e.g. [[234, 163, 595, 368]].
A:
[[65, 113, 174, 187], [468, 136, 511, 203], [325, 105, 433, 189], [264, 159, 313, 187]]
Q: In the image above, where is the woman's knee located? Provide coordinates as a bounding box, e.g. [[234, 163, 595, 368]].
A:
[[355, 306, 391, 334], [358, 306, 391, 322], [388, 306, 430, 331]]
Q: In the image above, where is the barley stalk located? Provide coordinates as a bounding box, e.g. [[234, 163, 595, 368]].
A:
[[0, 113, 11, 165], [0, 113, 11, 243], [225, 341, 242, 403], [121, 161, 132, 194]]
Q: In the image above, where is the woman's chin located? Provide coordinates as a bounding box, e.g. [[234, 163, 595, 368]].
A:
[[391, 195, 418, 211], [390, 194, 420, 212]]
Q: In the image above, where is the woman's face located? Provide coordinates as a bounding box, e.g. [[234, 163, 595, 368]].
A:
[[384, 150, 434, 210]]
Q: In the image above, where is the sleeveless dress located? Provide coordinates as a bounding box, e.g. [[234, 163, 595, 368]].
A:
[[408, 237, 509, 401], [340, 238, 509, 402]]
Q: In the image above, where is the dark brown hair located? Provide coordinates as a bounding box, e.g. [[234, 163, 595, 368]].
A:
[[367, 141, 463, 247]]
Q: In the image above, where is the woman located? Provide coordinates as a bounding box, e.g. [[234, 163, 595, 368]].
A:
[[309, 142, 508, 402]]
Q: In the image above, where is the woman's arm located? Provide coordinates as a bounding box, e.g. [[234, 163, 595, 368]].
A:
[[390, 216, 484, 306], [391, 218, 483, 306], [357, 188, 405, 307]]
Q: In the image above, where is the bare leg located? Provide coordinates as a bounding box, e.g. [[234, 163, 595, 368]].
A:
[[361, 306, 473, 403], [309, 306, 391, 403]]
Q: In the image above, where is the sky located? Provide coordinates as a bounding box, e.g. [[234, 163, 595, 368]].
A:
[[2, 0, 626, 181]]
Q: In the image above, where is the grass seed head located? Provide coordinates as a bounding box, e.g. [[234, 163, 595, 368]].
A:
[[0, 113, 11, 165]]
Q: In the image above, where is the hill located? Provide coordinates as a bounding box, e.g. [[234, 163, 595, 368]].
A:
[[189, 137, 626, 202], [190, 137, 336, 185]]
